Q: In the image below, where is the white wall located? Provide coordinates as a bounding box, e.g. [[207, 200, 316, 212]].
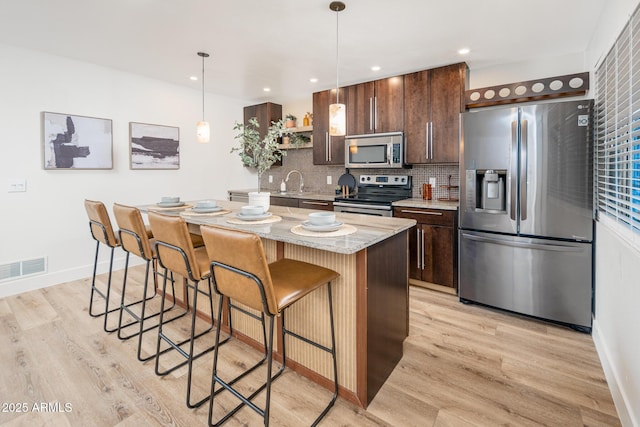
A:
[[468, 51, 589, 90], [586, 1, 640, 426], [0, 43, 256, 298]]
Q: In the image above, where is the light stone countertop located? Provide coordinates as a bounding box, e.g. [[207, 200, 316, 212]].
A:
[[392, 198, 459, 211], [228, 189, 336, 202], [228, 190, 459, 210], [142, 200, 415, 255]]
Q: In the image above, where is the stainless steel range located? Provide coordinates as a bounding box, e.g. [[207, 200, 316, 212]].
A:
[[334, 174, 412, 217]]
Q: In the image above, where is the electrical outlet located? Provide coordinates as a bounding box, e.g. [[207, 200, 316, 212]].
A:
[[429, 177, 436, 187], [268, 175, 273, 183], [327, 176, 332, 185]]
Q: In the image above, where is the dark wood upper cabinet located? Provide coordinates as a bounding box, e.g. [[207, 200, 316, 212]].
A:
[[312, 88, 346, 165], [346, 77, 403, 135], [243, 102, 283, 167], [313, 62, 465, 166], [404, 63, 467, 164]]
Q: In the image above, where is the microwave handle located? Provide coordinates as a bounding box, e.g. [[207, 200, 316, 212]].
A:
[[387, 143, 392, 165]]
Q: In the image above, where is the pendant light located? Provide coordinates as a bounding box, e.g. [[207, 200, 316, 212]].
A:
[[196, 51, 210, 143], [329, 1, 346, 136]]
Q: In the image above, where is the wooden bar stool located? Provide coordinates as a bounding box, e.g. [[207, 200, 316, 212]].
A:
[[200, 224, 340, 427], [113, 203, 190, 362], [84, 199, 124, 333], [148, 211, 229, 409]]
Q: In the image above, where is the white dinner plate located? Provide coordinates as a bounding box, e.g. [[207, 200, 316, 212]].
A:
[[301, 220, 343, 232], [191, 206, 222, 213], [235, 212, 272, 221], [156, 201, 186, 207]]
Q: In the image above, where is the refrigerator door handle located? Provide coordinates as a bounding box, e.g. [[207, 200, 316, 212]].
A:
[[520, 119, 528, 221], [510, 120, 518, 221], [461, 232, 585, 253]]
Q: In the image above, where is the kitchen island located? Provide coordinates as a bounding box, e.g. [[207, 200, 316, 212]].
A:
[[143, 200, 415, 408]]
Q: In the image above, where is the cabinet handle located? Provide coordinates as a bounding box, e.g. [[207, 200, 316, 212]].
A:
[[325, 131, 329, 162], [328, 134, 332, 162], [425, 122, 429, 160], [421, 228, 425, 270], [400, 209, 443, 216], [429, 122, 433, 159], [301, 201, 330, 206], [369, 97, 373, 131], [416, 228, 421, 268], [374, 96, 378, 130]]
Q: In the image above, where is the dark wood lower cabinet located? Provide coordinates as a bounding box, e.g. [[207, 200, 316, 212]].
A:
[[394, 207, 458, 293], [270, 196, 298, 208], [298, 199, 333, 210], [270, 197, 333, 210]]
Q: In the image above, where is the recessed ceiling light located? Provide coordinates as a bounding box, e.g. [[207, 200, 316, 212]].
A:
[[309, 78, 318, 83], [371, 66, 381, 71], [458, 48, 470, 55], [190, 76, 198, 81], [263, 87, 271, 92]]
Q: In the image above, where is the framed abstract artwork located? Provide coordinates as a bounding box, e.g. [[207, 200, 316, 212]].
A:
[[42, 112, 113, 169], [129, 122, 180, 170]]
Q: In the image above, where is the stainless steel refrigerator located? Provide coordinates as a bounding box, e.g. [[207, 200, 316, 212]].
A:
[[459, 99, 594, 332]]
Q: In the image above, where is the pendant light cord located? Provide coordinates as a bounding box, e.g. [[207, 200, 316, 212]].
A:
[[201, 54, 205, 121], [335, 6, 340, 104]]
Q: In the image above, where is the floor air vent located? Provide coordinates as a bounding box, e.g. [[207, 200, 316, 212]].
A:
[[0, 257, 47, 283]]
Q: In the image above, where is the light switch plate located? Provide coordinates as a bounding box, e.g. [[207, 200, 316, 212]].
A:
[[268, 175, 273, 183], [8, 178, 26, 192], [327, 176, 332, 185], [429, 177, 436, 187]]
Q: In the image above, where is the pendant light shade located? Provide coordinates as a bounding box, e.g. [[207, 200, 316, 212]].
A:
[[329, 1, 346, 137], [329, 103, 346, 136], [196, 51, 210, 143], [196, 121, 210, 143]]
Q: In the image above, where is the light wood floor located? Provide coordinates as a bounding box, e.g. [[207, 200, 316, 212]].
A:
[[0, 266, 620, 426]]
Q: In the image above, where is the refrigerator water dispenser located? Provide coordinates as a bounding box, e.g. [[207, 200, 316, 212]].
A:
[[465, 169, 506, 212], [481, 170, 504, 210]]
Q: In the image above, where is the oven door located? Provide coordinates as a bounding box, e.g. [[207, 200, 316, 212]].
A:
[[333, 201, 393, 217]]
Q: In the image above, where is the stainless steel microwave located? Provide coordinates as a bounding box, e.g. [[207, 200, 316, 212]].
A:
[[344, 132, 405, 169]]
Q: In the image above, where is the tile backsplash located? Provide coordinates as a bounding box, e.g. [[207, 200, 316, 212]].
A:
[[259, 148, 460, 200]]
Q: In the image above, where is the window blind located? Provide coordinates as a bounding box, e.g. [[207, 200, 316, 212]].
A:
[[596, 3, 640, 234]]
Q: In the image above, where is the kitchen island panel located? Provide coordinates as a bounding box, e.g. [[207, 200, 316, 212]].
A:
[[282, 243, 358, 393]]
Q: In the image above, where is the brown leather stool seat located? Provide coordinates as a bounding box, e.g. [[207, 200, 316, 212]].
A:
[[148, 211, 229, 409], [201, 224, 339, 427]]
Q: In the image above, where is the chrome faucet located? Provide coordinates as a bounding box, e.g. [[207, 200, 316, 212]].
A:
[[285, 169, 304, 193]]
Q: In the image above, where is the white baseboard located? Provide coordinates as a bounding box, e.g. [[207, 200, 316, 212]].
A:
[[592, 318, 636, 427]]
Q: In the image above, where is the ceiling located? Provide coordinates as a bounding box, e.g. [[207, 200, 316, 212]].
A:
[[0, 0, 607, 104]]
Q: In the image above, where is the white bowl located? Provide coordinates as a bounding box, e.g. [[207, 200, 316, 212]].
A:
[[161, 196, 180, 203], [241, 205, 265, 216], [196, 200, 217, 209], [308, 211, 336, 225]]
